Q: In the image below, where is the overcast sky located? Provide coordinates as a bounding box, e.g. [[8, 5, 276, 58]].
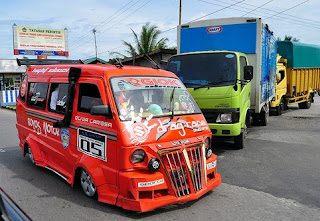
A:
[[1, 0, 319, 61]]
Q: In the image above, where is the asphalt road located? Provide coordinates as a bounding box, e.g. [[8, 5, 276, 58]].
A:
[[1, 97, 320, 221]]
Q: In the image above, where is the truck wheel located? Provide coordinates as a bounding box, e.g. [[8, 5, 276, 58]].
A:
[[275, 97, 285, 116], [298, 95, 312, 109], [246, 113, 252, 128], [234, 131, 245, 149], [80, 169, 97, 198], [259, 110, 269, 126]]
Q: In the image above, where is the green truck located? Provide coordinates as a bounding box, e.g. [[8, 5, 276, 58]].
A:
[[167, 17, 277, 149]]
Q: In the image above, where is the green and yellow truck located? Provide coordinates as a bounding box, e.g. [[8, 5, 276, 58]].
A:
[[271, 41, 320, 114], [167, 17, 277, 149]]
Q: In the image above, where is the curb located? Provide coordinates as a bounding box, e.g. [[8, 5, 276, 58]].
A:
[[1, 106, 16, 111]]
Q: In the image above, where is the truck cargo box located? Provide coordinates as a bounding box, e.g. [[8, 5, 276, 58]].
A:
[[278, 41, 320, 100], [178, 17, 277, 113]]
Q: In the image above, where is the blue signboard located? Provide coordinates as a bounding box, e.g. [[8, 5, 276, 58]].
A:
[[180, 23, 257, 54]]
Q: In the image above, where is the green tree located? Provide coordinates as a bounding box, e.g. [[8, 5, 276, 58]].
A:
[[119, 22, 169, 57], [278, 35, 300, 42]]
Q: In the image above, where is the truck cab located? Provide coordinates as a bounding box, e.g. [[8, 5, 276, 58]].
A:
[[167, 51, 253, 149], [271, 57, 287, 115]]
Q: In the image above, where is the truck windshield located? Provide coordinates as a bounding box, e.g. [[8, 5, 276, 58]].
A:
[[167, 52, 237, 87], [110, 76, 201, 121]]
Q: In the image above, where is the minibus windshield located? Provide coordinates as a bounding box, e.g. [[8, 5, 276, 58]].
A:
[[110, 76, 201, 121], [167, 52, 237, 87]]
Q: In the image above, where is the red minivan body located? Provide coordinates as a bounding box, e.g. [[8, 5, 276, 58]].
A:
[[16, 64, 221, 212]]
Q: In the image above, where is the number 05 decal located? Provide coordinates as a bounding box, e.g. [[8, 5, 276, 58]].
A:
[[77, 128, 107, 161]]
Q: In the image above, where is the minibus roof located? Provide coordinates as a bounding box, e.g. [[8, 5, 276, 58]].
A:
[[26, 64, 177, 79]]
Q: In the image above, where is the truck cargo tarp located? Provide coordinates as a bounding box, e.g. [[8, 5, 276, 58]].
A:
[[277, 41, 320, 68]]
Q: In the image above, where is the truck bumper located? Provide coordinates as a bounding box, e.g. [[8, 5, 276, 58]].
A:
[[208, 122, 242, 136]]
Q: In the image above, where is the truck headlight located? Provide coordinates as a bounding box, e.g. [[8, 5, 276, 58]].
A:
[[216, 113, 232, 123], [131, 149, 146, 164]]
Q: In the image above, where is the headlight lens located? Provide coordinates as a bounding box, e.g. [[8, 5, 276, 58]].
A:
[[204, 137, 210, 148], [216, 113, 232, 123], [131, 149, 146, 164]]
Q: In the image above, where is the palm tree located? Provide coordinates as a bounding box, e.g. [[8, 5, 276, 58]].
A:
[[120, 22, 169, 57], [278, 35, 300, 42]]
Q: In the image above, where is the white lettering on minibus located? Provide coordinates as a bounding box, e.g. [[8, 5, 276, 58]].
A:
[[27, 118, 42, 135], [43, 122, 60, 137]]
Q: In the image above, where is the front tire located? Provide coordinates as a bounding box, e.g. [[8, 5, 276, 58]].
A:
[[275, 97, 285, 116], [234, 131, 245, 149], [80, 169, 97, 197]]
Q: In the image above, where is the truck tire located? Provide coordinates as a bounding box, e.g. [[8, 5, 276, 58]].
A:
[[234, 131, 245, 149], [246, 112, 252, 128], [298, 95, 312, 109], [275, 97, 285, 116], [259, 110, 269, 126]]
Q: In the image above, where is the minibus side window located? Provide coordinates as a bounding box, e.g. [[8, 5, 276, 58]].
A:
[[48, 83, 69, 114], [78, 83, 103, 114], [27, 82, 49, 110]]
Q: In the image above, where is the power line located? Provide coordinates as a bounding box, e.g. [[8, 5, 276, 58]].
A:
[[241, 0, 273, 17], [223, 0, 319, 25], [198, 0, 320, 29], [190, 0, 245, 22], [70, 0, 152, 53], [265, 0, 310, 19], [69, 0, 141, 47]]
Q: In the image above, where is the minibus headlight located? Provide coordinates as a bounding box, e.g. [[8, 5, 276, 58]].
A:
[[148, 158, 161, 172], [131, 149, 146, 164], [204, 137, 210, 148], [216, 113, 232, 123]]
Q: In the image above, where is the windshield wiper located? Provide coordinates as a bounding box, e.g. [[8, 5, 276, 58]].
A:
[[193, 80, 235, 90], [170, 87, 175, 119]]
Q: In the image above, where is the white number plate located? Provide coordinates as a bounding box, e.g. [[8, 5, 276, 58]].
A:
[[207, 160, 217, 170]]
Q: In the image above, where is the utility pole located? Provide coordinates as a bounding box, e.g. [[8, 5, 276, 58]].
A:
[[179, 0, 182, 25], [92, 29, 98, 58]]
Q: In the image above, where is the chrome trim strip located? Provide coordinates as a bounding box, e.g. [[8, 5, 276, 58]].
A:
[[79, 124, 117, 137], [171, 152, 185, 196], [26, 110, 61, 121], [189, 149, 199, 191], [202, 144, 207, 186], [26, 112, 56, 123], [166, 154, 180, 197], [45, 166, 67, 181], [177, 152, 189, 194], [197, 147, 203, 189]]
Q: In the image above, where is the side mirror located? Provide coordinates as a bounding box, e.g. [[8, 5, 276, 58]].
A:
[[276, 72, 281, 82], [244, 66, 253, 81], [91, 105, 112, 119]]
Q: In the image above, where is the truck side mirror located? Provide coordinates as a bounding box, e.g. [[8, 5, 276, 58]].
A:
[[276, 72, 281, 82], [244, 66, 253, 81], [91, 105, 113, 119]]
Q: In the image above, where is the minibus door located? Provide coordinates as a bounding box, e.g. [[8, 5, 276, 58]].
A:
[[70, 78, 118, 202]]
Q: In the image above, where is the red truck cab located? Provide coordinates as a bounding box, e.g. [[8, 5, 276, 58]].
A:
[[16, 64, 221, 211]]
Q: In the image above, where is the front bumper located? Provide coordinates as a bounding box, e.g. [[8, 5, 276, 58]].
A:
[[208, 122, 241, 136], [115, 148, 221, 212], [117, 170, 221, 212]]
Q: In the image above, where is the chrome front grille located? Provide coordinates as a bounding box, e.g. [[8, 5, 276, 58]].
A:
[[159, 145, 207, 197]]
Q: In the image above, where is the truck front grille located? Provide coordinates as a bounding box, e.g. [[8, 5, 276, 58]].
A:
[[159, 145, 207, 197]]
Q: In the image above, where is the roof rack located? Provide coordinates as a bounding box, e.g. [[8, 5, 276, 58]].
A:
[[16, 59, 83, 66]]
